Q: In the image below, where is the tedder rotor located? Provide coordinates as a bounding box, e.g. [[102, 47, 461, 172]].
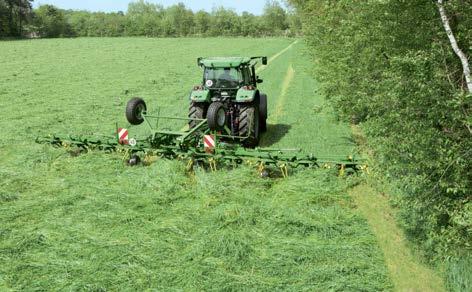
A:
[[36, 56, 365, 177]]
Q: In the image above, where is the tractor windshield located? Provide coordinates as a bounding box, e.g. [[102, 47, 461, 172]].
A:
[[204, 67, 241, 88]]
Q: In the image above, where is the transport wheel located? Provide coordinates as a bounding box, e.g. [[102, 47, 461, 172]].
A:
[[239, 105, 260, 148], [189, 102, 207, 129], [126, 97, 147, 125], [259, 94, 268, 132], [127, 154, 141, 166], [207, 102, 226, 131]]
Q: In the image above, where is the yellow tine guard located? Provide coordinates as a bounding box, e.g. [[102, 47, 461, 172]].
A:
[[279, 164, 288, 178], [257, 162, 265, 173], [208, 158, 217, 172], [339, 164, 346, 176], [186, 159, 194, 171]]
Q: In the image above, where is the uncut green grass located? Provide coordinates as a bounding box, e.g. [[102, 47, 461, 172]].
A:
[[259, 42, 356, 157], [0, 38, 391, 290]]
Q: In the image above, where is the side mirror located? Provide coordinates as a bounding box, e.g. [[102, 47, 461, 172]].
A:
[[197, 57, 203, 66], [257, 78, 263, 84], [262, 57, 268, 66]]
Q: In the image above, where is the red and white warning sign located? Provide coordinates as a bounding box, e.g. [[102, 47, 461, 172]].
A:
[[203, 135, 215, 152], [117, 128, 129, 145]]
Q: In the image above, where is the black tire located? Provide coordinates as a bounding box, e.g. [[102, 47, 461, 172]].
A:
[[126, 97, 147, 125], [239, 105, 260, 148], [189, 102, 207, 129], [127, 154, 141, 166], [259, 94, 268, 132], [207, 102, 226, 131]]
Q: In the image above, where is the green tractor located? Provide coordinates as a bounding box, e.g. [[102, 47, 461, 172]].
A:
[[188, 56, 268, 148], [39, 56, 365, 172]]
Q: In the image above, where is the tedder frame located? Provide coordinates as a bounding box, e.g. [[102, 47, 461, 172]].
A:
[[37, 102, 366, 177]]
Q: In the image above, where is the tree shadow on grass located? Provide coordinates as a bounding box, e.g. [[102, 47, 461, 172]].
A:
[[259, 124, 292, 147]]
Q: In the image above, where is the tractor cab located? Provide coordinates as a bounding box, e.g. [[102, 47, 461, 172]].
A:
[[197, 56, 266, 92], [204, 67, 241, 89]]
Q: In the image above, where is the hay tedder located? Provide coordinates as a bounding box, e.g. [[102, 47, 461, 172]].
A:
[[37, 56, 365, 177]]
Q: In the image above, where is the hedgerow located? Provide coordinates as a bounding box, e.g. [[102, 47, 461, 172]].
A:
[[288, 0, 471, 290]]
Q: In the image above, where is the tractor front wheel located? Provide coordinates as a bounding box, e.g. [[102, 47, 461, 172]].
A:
[[126, 97, 147, 125], [239, 105, 260, 148]]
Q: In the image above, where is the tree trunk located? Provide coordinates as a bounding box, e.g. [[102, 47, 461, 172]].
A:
[[18, 5, 22, 36], [8, 4, 13, 36], [437, 0, 472, 93]]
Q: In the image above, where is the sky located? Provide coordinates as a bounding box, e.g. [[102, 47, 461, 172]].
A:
[[33, 0, 270, 15]]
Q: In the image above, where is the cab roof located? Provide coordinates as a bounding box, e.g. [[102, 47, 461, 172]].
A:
[[200, 57, 252, 68]]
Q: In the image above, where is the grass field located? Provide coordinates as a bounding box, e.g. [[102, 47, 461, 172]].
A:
[[1, 38, 392, 290]]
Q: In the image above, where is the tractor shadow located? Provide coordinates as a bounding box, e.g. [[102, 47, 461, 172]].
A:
[[260, 124, 292, 147]]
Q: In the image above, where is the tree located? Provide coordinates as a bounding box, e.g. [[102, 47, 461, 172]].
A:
[[240, 12, 259, 37], [34, 4, 69, 37], [0, 0, 9, 36], [16, 0, 33, 35], [194, 10, 210, 36], [287, 2, 472, 286], [263, 0, 288, 35], [65, 10, 90, 36], [437, 0, 472, 93], [0, 0, 33, 37], [126, 0, 164, 36], [1, 0, 297, 38], [163, 3, 194, 36], [209, 7, 240, 36], [286, 9, 302, 36]]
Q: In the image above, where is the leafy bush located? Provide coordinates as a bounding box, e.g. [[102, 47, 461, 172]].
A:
[[289, 0, 471, 289]]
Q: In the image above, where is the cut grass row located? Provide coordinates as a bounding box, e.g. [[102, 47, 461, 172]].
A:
[[1, 154, 392, 290]]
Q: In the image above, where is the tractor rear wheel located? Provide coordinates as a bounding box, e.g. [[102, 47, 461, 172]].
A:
[[126, 97, 147, 125], [207, 102, 226, 131], [259, 94, 268, 132], [189, 102, 207, 129], [239, 105, 260, 148]]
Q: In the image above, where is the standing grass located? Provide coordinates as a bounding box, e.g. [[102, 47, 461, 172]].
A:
[[260, 43, 357, 157], [1, 38, 391, 290]]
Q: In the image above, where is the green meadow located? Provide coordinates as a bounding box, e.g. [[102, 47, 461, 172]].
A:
[[0, 38, 392, 290]]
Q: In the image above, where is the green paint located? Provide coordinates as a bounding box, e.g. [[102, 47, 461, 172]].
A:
[[235, 87, 256, 102], [189, 88, 210, 102], [199, 57, 252, 68]]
